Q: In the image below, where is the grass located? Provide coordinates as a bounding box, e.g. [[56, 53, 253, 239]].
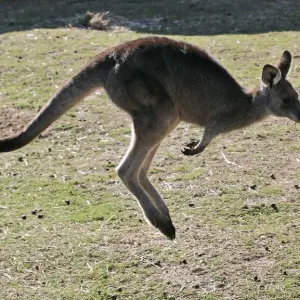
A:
[[1, 1, 300, 299]]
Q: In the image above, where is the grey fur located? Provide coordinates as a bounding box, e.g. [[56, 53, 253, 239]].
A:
[[1, 37, 299, 239]]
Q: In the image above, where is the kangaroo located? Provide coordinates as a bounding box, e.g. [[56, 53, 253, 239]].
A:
[[1, 37, 299, 239]]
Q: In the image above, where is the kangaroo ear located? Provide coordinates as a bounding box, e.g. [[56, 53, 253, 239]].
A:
[[262, 64, 281, 88], [277, 50, 292, 78]]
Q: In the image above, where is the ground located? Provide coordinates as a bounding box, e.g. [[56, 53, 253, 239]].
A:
[[1, 1, 300, 299]]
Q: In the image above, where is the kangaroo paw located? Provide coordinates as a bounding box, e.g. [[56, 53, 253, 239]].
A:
[[181, 138, 200, 156]]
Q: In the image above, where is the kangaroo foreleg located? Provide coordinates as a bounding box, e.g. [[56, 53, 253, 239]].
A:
[[182, 120, 222, 156]]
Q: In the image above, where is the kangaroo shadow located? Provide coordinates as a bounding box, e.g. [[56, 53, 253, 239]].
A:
[[1, 0, 300, 36]]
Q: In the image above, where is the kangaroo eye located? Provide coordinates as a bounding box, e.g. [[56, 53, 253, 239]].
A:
[[282, 98, 291, 104]]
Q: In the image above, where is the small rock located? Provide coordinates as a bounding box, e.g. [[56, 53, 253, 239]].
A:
[[270, 203, 279, 212], [35, 265, 39, 270], [37, 214, 44, 219], [17, 157, 23, 162], [270, 174, 276, 180], [283, 271, 288, 275], [154, 261, 162, 267], [97, 290, 102, 295], [65, 200, 70, 205], [257, 134, 266, 139], [294, 184, 300, 189], [250, 184, 257, 190], [117, 287, 123, 292], [22, 215, 27, 220], [188, 203, 195, 207], [193, 284, 200, 289], [180, 259, 187, 265], [242, 205, 249, 209], [254, 275, 260, 282], [31, 209, 37, 215]]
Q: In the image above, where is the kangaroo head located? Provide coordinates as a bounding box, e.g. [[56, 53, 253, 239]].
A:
[[261, 51, 300, 122]]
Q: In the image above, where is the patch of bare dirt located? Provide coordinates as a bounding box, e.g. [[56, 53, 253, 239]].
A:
[[71, 11, 131, 32], [67, 11, 164, 32], [0, 107, 33, 138]]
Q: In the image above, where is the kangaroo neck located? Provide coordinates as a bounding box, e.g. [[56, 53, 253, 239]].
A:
[[244, 87, 270, 125], [225, 87, 270, 132]]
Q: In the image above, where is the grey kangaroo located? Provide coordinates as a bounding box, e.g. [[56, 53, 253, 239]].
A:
[[1, 37, 299, 239]]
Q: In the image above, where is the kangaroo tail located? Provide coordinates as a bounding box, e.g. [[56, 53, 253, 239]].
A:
[[0, 60, 111, 152]]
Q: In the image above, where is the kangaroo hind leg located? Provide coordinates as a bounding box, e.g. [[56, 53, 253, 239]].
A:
[[116, 106, 179, 239]]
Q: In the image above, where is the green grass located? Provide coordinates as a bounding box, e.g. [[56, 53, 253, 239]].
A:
[[1, 1, 300, 300]]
